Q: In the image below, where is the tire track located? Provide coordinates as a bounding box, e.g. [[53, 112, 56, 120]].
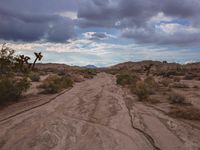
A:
[[123, 96, 161, 150], [63, 114, 137, 144], [0, 88, 71, 123]]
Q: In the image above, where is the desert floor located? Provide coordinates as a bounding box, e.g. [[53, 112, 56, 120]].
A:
[[0, 73, 200, 150]]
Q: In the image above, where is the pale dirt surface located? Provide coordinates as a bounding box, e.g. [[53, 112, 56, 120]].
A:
[[0, 73, 200, 150]]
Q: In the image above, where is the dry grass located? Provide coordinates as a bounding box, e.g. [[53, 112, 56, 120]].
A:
[[160, 78, 173, 87], [169, 106, 200, 120], [144, 76, 159, 94], [173, 77, 181, 82], [168, 92, 186, 104], [170, 82, 189, 88]]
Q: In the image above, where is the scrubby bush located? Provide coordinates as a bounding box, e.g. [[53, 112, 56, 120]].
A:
[[57, 70, 66, 76], [28, 72, 40, 82], [169, 106, 200, 120], [170, 83, 189, 88], [116, 73, 139, 86], [160, 78, 173, 87], [0, 77, 30, 104], [144, 76, 158, 94], [40, 75, 73, 94], [193, 85, 199, 89], [133, 81, 149, 101], [173, 77, 181, 82], [81, 68, 97, 79], [183, 73, 197, 80], [168, 92, 186, 104]]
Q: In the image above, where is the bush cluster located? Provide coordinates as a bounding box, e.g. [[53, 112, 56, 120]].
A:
[[116, 73, 139, 86], [0, 77, 30, 105], [81, 68, 97, 79], [39, 75, 73, 94], [28, 71, 40, 82], [168, 92, 186, 104]]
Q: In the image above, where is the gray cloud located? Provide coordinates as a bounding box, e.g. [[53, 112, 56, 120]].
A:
[[0, 0, 76, 42], [83, 32, 113, 40], [77, 0, 200, 45]]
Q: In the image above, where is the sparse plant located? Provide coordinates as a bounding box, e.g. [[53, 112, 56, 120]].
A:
[[82, 68, 97, 79], [0, 77, 30, 104], [28, 72, 40, 82], [173, 77, 181, 82], [168, 92, 186, 104], [193, 85, 199, 89], [116, 73, 139, 86], [0, 43, 15, 74], [160, 78, 173, 87], [170, 83, 189, 88], [183, 73, 197, 80], [143, 64, 154, 76], [169, 106, 200, 120], [39, 75, 73, 94], [32, 52, 43, 70], [133, 81, 149, 101], [144, 76, 158, 94]]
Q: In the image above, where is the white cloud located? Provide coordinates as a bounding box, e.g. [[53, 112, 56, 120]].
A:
[[156, 23, 200, 35], [5, 39, 200, 67], [58, 11, 77, 19]]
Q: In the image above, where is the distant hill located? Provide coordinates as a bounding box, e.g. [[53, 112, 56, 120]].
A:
[[110, 60, 200, 72], [82, 65, 97, 69]]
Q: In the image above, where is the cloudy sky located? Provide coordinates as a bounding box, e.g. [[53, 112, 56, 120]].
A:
[[0, 0, 200, 67]]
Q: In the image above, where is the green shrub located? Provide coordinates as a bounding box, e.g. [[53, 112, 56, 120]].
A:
[[28, 72, 40, 82], [40, 75, 73, 94], [133, 81, 149, 101], [0, 77, 30, 104], [116, 73, 139, 86], [82, 68, 97, 79]]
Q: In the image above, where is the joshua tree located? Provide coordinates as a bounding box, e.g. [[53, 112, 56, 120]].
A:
[[144, 64, 154, 76], [15, 55, 31, 71], [0, 43, 15, 74], [32, 52, 43, 70]]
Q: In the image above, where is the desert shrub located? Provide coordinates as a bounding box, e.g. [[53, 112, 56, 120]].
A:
[[0, 77, 30, 104], [169, 106, 200, 120], [160, 78, 173, 87], [82, 68, 97, 79], [168, 92, 186, 104], [144, 76, 158, 94], [0, 44, 16, 73], [193, 85, 199, 89], [160, 71, 177, 77], [132, 81, 149, 101], [173, 77, 181, 82], [57, 70, 66, 76], [170, 82, 189, 88], [28, 72, 40, 82], [116, 73, 139, 86], [183, 73, 197, 80], [40, 75, 73, 94], [106, 69, 119, 75]]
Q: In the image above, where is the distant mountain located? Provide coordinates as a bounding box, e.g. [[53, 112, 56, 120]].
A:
[[82, 65, 97, 68]]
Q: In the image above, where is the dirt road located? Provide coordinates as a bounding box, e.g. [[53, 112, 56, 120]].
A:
[[0, 73, 199, 150]]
